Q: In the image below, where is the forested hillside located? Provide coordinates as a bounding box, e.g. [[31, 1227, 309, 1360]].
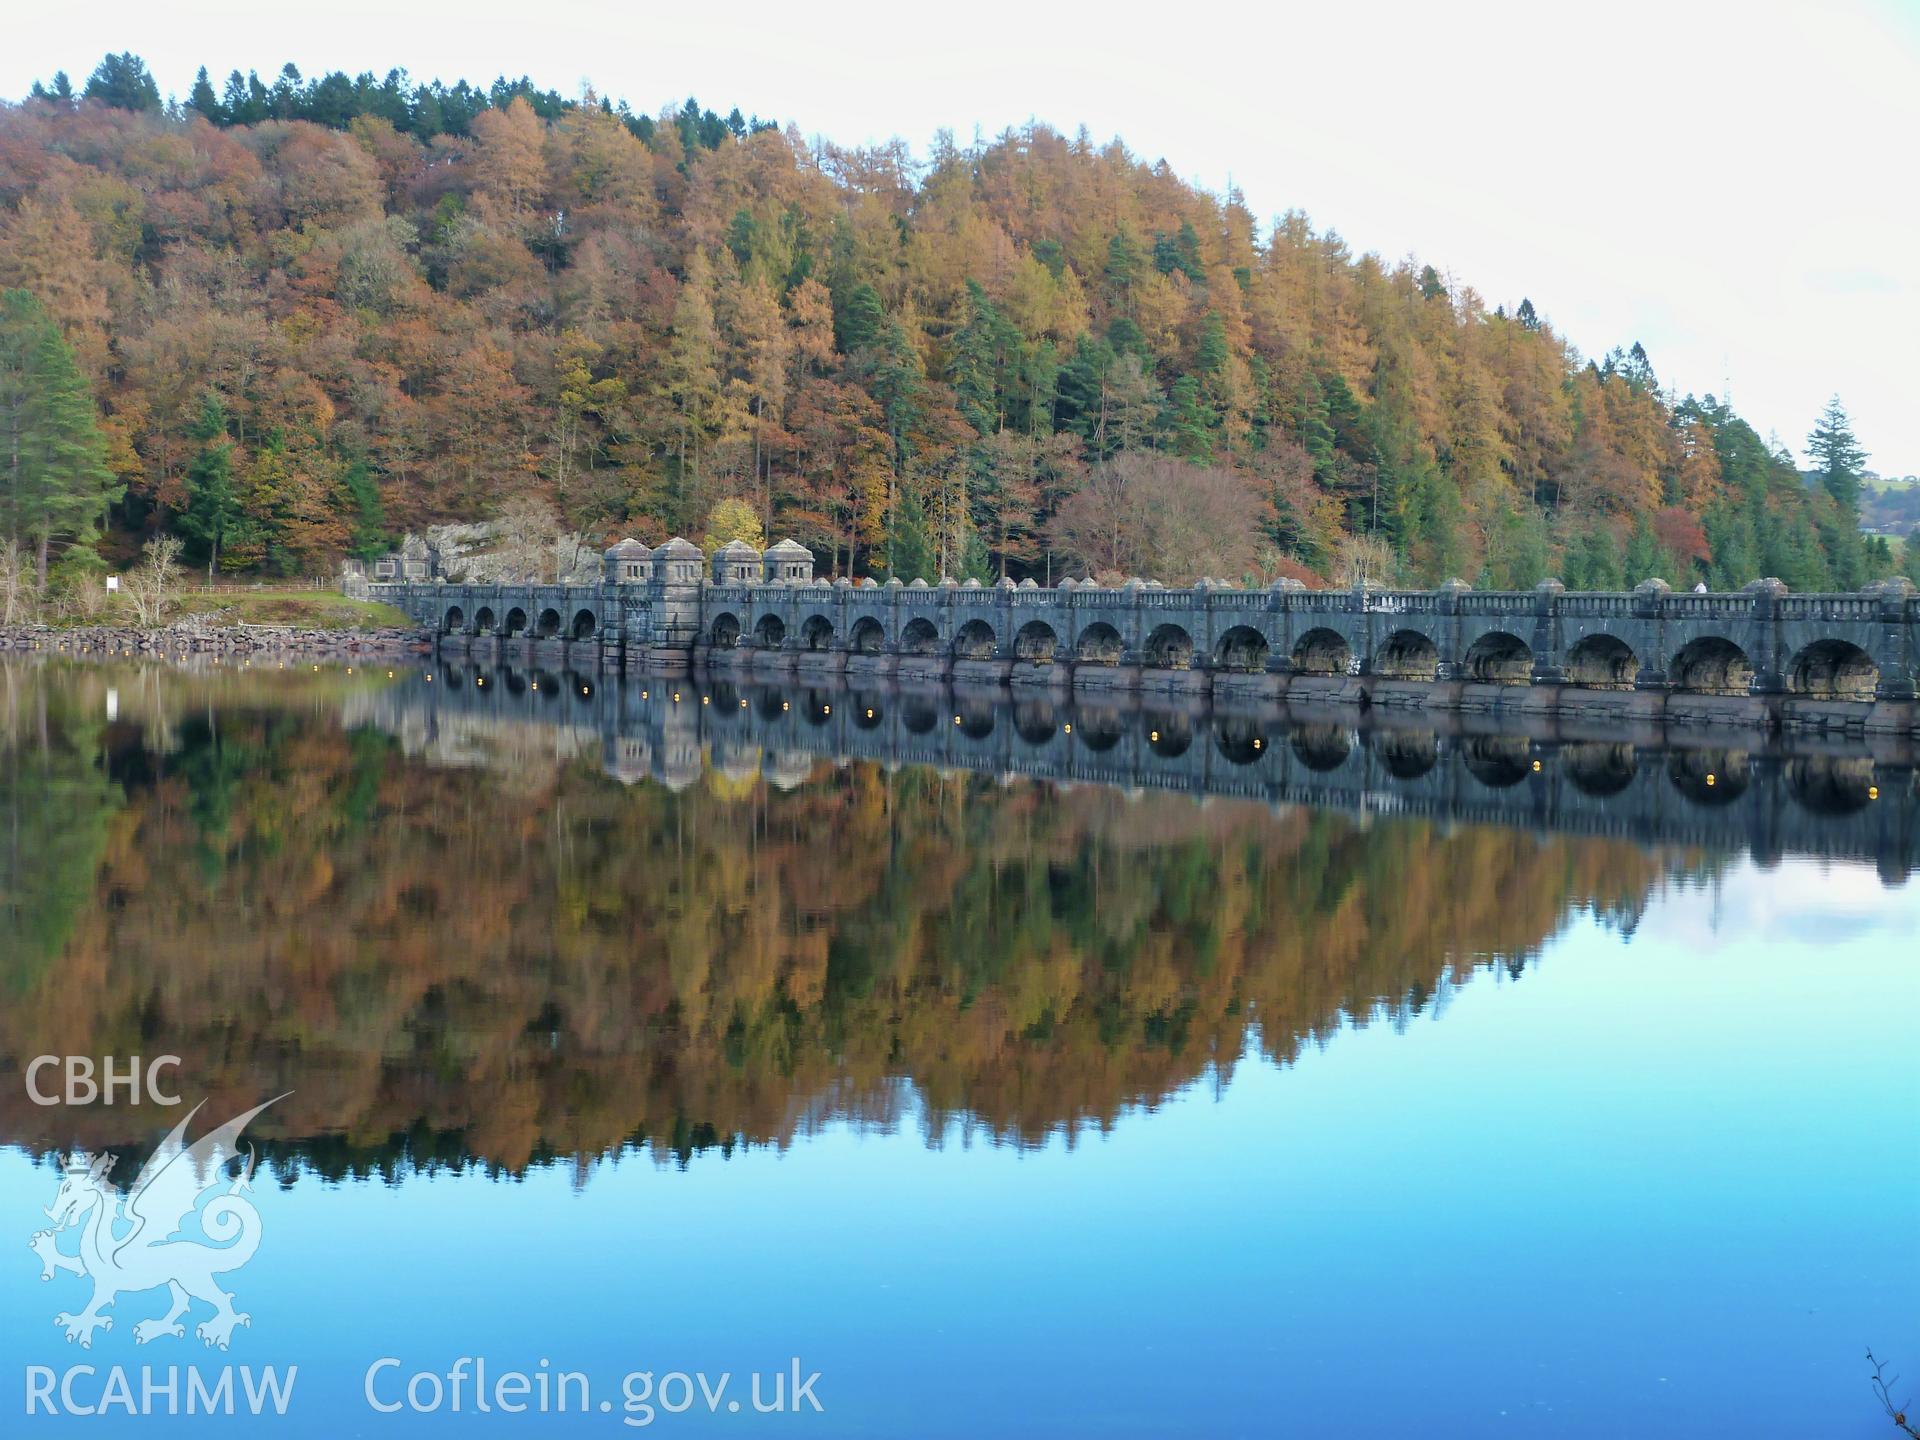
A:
[[1, 53, 1907, 593]]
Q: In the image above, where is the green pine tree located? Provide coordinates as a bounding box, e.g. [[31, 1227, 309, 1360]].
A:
[[178, 393, 242, 577], [0, 290, 118, 584], [1806, 395, 1868, 512]]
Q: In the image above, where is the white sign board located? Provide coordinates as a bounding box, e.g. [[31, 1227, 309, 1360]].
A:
[[105, 576, 119, 592]]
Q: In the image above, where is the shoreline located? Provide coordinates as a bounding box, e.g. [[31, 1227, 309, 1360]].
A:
[[0, 623, 432, 659]]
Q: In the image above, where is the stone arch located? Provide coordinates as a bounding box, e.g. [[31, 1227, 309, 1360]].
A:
[[535, 607, 562, 639], [1787, 638, 1879, 700], [1669, 636, 1754, 695], [570, 609, 598, 641], [754, 614, 787, 649], [1014, 620, 1060, 663], [849, 616, 887, 654], [1290, 627, 1352, 676], [1563, 742, 1638, 798], [1462, 630, 1534, 685], [800, 614, 834, 651], [1372, 628, 1439, 681], [710, 612, 742, 648], [1566, 634, 1639, 690], [1074, 622, 1124, 664], [1144, 623, 1194, 669], [900, 617, 940, 655], [953, 619, 997, 660], [442, 605, 466, 635], [503, 607, 528, 638], [473, 605, 497, 635], [1213, 625, 1270, 673]]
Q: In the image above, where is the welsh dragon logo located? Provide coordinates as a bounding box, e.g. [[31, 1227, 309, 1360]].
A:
[[27, 1096, 283, 1350]]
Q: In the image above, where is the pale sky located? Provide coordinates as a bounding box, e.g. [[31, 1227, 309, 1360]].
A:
[[7, 0, 1918, 474]]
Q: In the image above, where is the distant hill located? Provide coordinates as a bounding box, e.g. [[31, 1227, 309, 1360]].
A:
[[3, 51, 1912, 591]]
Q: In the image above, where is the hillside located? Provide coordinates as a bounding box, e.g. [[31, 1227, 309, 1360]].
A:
[[1, 53, 1909, 592]]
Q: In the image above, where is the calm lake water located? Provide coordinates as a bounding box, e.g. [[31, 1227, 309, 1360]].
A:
[[1, 659, 1915, 1437]]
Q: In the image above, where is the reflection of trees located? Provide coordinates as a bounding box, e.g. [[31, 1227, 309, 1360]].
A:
[[0, 664, 1684, 1179]]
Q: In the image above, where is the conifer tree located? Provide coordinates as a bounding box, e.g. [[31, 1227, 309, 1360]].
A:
[[0, 290, 117, 584]]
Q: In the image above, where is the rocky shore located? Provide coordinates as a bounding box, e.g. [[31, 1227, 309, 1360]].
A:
[[0, 622, 431, 660]]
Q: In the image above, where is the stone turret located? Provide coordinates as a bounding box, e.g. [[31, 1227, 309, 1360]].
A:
[[711, 539, 761, 585], [604, 537, 651, 586], [762, 538, 813, 585], [652, 536, 703, 585]]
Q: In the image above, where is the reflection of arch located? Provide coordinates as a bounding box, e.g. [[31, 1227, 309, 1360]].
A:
[[1563, 742, 1638, 798], [1145, 713, 1192, 757], [1668, 749, 1749, 805], [801, 689, 832, 725], [1214, 625, 1269, 673], [901, 696, 939, 734], [1012, 701, 1057, 745], [570, 609, 598, 641], [1291, 628, 1352, 676], [1462, 736, 1531, 788], [754, 614, 786, 648], [800, 614, 834, 651], [1566, 634, 1639, 690], [1787, 639, 1878, 700], [1372, 628, 1439, 680], [953, 619, 997, 660], [503, 607, 528, 637], [1014, 620, 1060, 663], [502, 668, 526, 696], [1213, 716, 1266, 765], [900, 618, 940, 655], [1075, 710, 1126, 753], [754, 689, 787, 722], [955, 705, 995, 739], [1372, 729, 1438, 780], [531, 667, 561, 702], [1669, 636, 1753, 695], [571, 673, 595, 705], [709, 613, 742, 648], [1145, 624, 1194, 669], [852, 694, 885, 730], [536, 608, 562, 639], [1074, 622, 1124, 664], [1786, 756, 1876, 816], [850, 617, 886, 654], [473, 606, 497, 635], [443, 606, 466, 635], [1462, 630, 1533, 685], [1291, 725, 1352, 772]]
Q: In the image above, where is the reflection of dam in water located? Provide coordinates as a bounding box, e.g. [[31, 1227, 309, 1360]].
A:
[[345, 662, 1919, 881]]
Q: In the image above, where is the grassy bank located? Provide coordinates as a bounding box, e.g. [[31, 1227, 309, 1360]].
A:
[[172, 588, 417, 629]]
